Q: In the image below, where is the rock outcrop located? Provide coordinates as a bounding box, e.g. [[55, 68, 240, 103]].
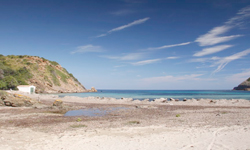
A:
[[233, 77, 250, 91], [88, 87, 97, 92], [0, 91, 38, 107]]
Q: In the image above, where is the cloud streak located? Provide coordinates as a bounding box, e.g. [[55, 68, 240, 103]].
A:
[[193, 45, 233, 57], [96, 17, 150, 38], [212, 48, 250, 74], [195, 26, 242, 46], [142, 74, 205, 83], [101, 53, 145, 61], [131, 58, 161, 66], [195, 6, 250, 46], [71, 45, 103, 54], [147, 42, 191, 50], [166, 56, 179, 59]]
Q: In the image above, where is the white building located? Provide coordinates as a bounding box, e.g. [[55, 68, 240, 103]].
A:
[[17, 85, 36, 94]]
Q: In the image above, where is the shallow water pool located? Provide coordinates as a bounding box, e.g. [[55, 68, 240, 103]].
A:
[[64, 107, 128, 117]]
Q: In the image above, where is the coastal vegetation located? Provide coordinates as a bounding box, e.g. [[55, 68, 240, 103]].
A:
[[0, 54, 86, 93]]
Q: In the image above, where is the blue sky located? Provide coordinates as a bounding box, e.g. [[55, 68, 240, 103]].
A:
[[1, 0, 250, 90]]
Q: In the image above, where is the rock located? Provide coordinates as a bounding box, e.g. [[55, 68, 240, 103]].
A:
[[0, 92, 38, 107], [183, 98, 187, 101], [175, 99, 179, 101], [153, 98, 167, 103], [88, 87, 97, 92], [170, 98, 175, 101], [53, 99, 63, 107], [233, 77, 250, 91]]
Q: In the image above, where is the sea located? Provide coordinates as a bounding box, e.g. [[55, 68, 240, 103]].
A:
[[55, 90, 250, 101]]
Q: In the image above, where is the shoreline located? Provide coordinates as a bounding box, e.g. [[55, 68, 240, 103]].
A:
[[1, 91, 250, 149], [14, 90, 250, 107]]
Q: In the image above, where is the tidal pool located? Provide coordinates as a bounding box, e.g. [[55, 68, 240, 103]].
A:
[[64, 107, 128, 117]]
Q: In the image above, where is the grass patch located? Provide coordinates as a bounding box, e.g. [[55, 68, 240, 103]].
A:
[[127, 121, 140, 125], [55, 69, 68, 83], [76, 118, 82, 122], [70, 124, 87, 128], [176, 114, 181, 117]]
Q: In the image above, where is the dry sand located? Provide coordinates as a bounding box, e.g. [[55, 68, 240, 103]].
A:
[[1, 92, 250, 150]]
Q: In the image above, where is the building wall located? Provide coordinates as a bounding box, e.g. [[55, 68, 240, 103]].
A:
[[17, 86, 36, 94]]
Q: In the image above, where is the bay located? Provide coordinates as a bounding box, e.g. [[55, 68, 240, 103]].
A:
[[55, 90, 250, 100]]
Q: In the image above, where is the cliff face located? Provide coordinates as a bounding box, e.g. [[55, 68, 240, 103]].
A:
[[233, 78, 250, 91], [0, 55, 88, 93]]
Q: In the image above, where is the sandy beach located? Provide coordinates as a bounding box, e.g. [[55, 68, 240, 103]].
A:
[[1, 92, 250, 150]]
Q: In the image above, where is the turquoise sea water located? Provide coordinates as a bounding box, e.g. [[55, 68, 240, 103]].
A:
[[55, 90, 250, 100]]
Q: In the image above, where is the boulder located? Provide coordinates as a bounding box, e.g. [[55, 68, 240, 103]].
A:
[[88, 87, 97, 92], [53, 99, 63, 107], [153, 98, 167, 103], [0, 92, 38, 107], [169, 98, 175, 101]]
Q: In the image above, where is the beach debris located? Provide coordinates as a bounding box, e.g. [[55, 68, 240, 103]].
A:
[[210, 100, 216, 104], [176, 114, 180, 117], [170, 98, 175, 101], [175, 99, 179, 102], [183, 98, 187, 101], [53, 99, 63, 107], [127, 121, 140, 125], [120, 98, 133, 102]]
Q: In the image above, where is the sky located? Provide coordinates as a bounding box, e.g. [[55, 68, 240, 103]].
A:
[[1, 0, 250, 90]]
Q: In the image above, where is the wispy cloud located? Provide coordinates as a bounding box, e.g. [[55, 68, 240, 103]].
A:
[[195, 6, 250, 46], [101, 53, 145, 61], [131, 58, 161, 66], [166, 56, 179, 59], [195, 26, 242, 46], [111, 9, 135, 16], [96, 17, 150, 38], [71, 45, 103, 54], [193, 45, 233, 57], [226, 6, 250, 25], [212, 48, 250, 74], [189, 56, 220, 63], [142, 74, 205, 83], [225, 69, 250, 84], [147, 42, 191, 50]]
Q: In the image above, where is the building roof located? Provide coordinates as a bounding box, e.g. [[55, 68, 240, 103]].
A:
[[17, 85, 35, 87]]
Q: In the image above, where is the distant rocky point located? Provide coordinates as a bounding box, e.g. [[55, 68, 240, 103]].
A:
[[0, 55, 94, 93], [233, 77, 250, 91]]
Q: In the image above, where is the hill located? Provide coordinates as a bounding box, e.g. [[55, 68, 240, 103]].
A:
[[233, 77, 250, 91], [0, 55, 88, 93]]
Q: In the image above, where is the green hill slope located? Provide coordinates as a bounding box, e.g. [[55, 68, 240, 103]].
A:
[[0, 55, 87, 93]]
